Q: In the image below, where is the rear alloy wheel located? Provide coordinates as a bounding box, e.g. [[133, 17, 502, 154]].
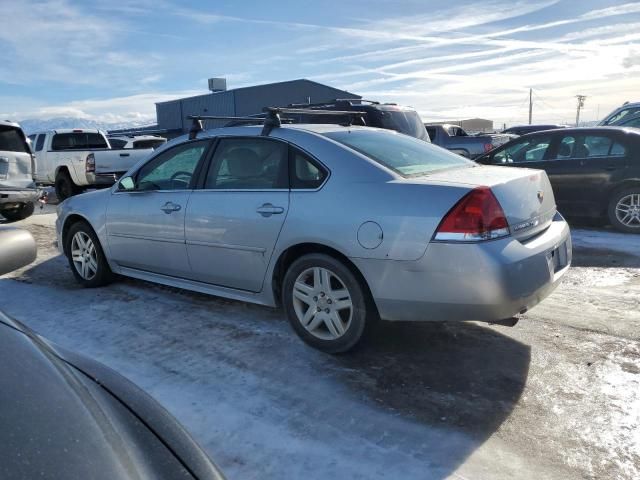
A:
[[608, 188, 640, 233], [282, 253, 370, 353], [65, 221, 113, 287], [1, 202, 35, 222], [55, 171, 79, 201]]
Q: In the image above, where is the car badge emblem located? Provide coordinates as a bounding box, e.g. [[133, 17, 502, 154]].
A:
[[537, 191, 544, 202]]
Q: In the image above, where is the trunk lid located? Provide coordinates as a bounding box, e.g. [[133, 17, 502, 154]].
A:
[[0, 124, 34, 190], [424, 165, 557, 240]]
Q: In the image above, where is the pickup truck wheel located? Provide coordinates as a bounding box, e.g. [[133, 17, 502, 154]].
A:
[[282, 253, 370, 354], [608, 188, 640, 233], [65, 221, 113, 287], [55, 171, 79, 201], [1, 202, 35, 222]]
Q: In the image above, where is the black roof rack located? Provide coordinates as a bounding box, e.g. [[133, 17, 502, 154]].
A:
[[187, 107, 366, 139]]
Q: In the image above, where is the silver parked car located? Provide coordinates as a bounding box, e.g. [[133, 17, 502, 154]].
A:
[[56, 122, 571, 353]]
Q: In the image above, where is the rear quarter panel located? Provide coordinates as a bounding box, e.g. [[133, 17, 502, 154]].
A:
[[269, 128, 470, 262]]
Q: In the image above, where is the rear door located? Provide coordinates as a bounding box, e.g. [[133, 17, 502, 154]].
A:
[[106, 139, 211, 278], [0, 125, 33, 190], [184, 137, 290, 292], [543, 132, 627, 216]]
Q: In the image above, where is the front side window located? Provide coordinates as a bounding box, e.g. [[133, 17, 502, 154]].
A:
[[0, 125, 30, 153], [552, 136, 576, 160], [493, 136, 551, 164], [109, 138, 127, 149], [135, 140, 209, 191], [205, 138, 288, 189], [324, 129, 470, 176], [610, 142, 626, 156]]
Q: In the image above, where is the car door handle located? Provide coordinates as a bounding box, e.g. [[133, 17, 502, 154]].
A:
[[119, 153, 130, 157], [605, 165, 618, 171], [256, 203, 284, 217], [161, 202, 182, 214]]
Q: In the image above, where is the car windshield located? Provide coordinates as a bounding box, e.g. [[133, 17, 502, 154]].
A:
[[325, 129, 472, 176], [601, 106, 640, 125], [370, 109, 429, 141]]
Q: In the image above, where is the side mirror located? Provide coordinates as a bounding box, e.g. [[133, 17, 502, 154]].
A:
[[118, 176, 135, 191], [0, 228, 37, 276]]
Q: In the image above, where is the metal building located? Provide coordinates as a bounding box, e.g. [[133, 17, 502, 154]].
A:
[[156, 78, 361, 136]]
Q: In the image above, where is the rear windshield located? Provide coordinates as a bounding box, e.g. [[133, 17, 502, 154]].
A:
[[324, 130, 471, 177], [369, 109, 430, 141], [0, 125, 30, 153], [52, 132, 108, 150], [133, 139, 166, 149]]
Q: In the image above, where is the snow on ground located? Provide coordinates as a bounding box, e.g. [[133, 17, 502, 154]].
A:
[[1, 211, 639, 479], [571, 228, 640, 257]]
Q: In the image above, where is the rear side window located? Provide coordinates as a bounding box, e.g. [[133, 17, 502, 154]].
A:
[[291, 149, 327, 189], [580, 136, 612, 157], [0, 125, 29, 153], [325, 130, 470, 177], [52, 132, 108, 150], [205, 138, 288, 189], [35, 134, 45, 152]]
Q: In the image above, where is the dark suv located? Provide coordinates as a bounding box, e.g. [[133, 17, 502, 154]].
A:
[[285, 99, 430, 142]]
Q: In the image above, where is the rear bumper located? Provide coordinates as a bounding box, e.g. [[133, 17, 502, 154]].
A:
[[352, 214, 571, 322], [0, 188, 39, 209], [86, 172, 124, 186]]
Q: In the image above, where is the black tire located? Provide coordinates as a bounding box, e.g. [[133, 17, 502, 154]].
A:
[[282, 253, 372, 353], [1, 202, 35, 222], [607, 187, 640, 233], [65, 221, 113, 287], [55, 170, 79, 201]]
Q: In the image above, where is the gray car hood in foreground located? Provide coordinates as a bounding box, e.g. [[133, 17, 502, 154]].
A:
[[0, 312, 224, 480]]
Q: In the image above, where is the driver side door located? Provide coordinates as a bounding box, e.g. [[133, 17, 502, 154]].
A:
[[106, 139, 212, 278]]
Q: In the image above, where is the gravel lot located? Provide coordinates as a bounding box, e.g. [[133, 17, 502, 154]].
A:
[[1, 206, 639, 480]]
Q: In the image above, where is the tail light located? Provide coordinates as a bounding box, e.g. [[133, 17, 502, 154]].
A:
[[86, 153, 95, 174], [434, 186, 509, 241], [483, 143, 493, 153]]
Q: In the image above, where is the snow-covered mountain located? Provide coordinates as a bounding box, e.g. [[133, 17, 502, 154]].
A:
[[17, 117, 155, 135]]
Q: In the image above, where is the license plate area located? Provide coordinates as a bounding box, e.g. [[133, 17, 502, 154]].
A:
[[548, 239, 570, 274]]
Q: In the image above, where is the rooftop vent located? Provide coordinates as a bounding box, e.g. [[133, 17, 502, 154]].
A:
[[208, 77, 227, 93]]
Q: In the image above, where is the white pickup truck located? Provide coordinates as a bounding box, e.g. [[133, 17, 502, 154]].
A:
[[29, 129, 154, 200]]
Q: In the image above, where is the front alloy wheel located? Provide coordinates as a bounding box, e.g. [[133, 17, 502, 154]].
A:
[[71, 231, 98, 281], [283, 253, 371, 353], [65, 221, 113, 287]]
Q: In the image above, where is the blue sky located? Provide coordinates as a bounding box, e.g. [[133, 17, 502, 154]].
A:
[[1, 0, 639, 126]]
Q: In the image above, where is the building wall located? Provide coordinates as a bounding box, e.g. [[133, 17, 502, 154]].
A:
[[156, 79, 360, 134]]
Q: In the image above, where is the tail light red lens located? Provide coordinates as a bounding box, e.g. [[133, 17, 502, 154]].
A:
[[434, 186, 509, 241], [86, 153, 95, 174]]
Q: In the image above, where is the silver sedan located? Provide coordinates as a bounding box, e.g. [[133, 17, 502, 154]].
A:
[[56, 124, 571, 352]]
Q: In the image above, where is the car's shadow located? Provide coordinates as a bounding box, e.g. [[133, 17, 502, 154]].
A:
[[336, 320, 530, 437], [6, 255, 531, 479]]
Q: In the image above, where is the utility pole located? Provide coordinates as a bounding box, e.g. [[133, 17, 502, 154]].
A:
[[528, 88, 533, 125], [575, 95, 586, 126]]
